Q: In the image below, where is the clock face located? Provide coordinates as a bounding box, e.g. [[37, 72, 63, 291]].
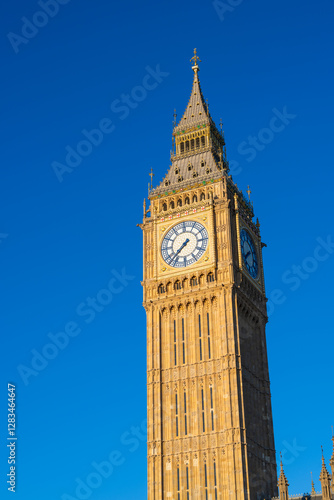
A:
[[240, 229, 258, 279], [161, 221, 209, 268]]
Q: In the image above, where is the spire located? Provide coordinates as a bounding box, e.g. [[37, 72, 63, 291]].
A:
[[150, 50, 229, 197], [310, 472, 316, 496], [174, 49, 212, 133], [330, 427, 334, 480], [319, 446, 332, 500], [278, 453, 289, 500]]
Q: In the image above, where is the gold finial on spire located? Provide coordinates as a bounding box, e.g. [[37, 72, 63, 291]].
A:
[[149, 168, 154, 190], [190, 48, 201, 73], [247, 185, 252, 201]]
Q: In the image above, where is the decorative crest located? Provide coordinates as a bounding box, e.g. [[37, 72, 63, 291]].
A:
[[247, 185, 252, 201], [190, 48, 201, 72]]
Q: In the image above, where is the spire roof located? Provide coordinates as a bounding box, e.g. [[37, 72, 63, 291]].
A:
[[174, 49, 213, 134], [278, 453, 289, 488], [319, 447, 331, 483]]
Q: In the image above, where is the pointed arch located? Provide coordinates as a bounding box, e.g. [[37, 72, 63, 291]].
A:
[[207, 272, 215, 283], [174, 280, 182, 291]]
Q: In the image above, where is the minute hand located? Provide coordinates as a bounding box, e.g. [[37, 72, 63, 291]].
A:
[[171, 238, 190, 262]]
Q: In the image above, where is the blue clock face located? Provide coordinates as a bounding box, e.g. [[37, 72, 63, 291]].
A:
[[240, 229, 258, 279], [161, 221, 209, 268]]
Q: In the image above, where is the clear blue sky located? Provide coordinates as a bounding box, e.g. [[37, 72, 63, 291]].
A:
[[1, 0, 333, 498]]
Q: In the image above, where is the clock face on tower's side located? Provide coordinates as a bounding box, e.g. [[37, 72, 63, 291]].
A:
[[240, 228, 258, 279], [161, 221, 209, 268]]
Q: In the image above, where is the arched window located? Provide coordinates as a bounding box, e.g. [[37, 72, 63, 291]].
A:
[[185, 197, 190, 205], [175, 167, 179, 175], [201, 136, 205, 147], [206, 167, 210, 175], [201, 159, 205, 167], [191, 139, 195, 150], [158, 284, 165, 294], [207, 273, 215, 283], [177, 198, 182, 207], [190, 276, 198, 286], [180, 142, 184, 153], [193, 195, 198, 203], [200, 192, 205, 201], [170, 201, 175, 209], [187, 162, 192, 171], [162, 203, 167, 211], [186, 141, 190, 151], [174, 281, 182, 290], [196, 137, 200, 148]]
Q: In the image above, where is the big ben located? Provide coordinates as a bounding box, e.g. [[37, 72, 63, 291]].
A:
[[140, 50, 278, 500]]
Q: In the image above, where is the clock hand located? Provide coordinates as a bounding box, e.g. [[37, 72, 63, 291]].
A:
[[171, 238, 190, 262], [244, 251, 251, 259]]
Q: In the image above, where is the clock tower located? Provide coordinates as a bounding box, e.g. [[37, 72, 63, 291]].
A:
[[140, 51, 278, 500]]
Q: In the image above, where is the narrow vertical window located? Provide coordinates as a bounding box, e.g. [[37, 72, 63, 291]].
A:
[[184, 391, 188, 435], [207, 312, 211, 359], [174, 320, 177, 366], [175, 393, 179, 437], [198, 314, 202, 361], [186, 465, 190, 500], [210, 386, 214, 431], [201, 388, 205, 432], [182, 318, 185, 364], [204, 463, 208, 500], [177, 465, 180, 500], [214, 461, 218, 500]]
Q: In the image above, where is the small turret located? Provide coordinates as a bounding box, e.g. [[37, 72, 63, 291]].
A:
[[278, 453, 289, 500], [330, 428, 334, 483], [319, 446, 332, 500], [310, 472, 316, 496]]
